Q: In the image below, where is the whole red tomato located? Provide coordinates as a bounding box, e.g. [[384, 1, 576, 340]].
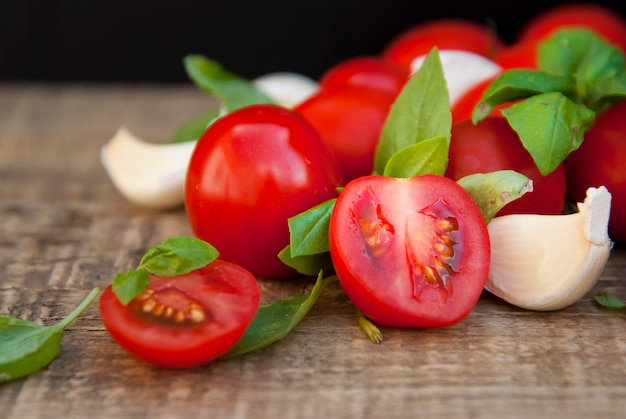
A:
[[185, 104, 344, 279], [318, 55, 409, 97], [295, 85, 395, 182], [517, 3, 626, 52], [565, 99, 626, 243], [99, 260, 261, 368], [329, 175, 490, 328], [446, 117, 567, 216], [381, 19, 503, 70]]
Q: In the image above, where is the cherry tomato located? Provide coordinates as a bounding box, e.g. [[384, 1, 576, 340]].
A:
[[329, 175, 490, 328], [318, 55, 409, 97], [446, 117, 567, 216], [295, 85, 395, 182], [99, 260, 261, 368], [381, 19, 503, 70], [565, 99, 626, 242], [451, 75, 505, 123], [517, 3, 626, 52], [495, 41, 539, 70], [185, 104, 344, 279]]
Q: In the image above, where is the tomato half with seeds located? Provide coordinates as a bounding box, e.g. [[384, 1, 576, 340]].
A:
[[329, 175, 490, 328], [99, 260, 261, 368]]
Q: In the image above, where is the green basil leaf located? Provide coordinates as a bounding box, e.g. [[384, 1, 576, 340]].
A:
[[112, 269, 151, 305], [223, 273, 337, 359], [383, 135, 449, 178], [471, 69, 575, 123], [457, 170, 532, 223], [502, 92, 595, 176], [168, 108, 220, 143], [138, 236, 219, 276], [594, 292, 626, 310], [374, 47, 451, 175], [288, 198, 336, 257], [278, 245, 335, 276], [183, 55, 274, 112], [586, 71, 626, 113], [538, 28, 602, 78], [0, 288, 99, 383]]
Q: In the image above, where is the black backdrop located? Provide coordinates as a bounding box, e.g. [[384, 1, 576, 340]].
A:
[[2, 0, 626, 83]]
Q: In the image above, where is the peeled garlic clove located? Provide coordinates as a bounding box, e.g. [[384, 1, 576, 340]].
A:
[[101, 127, 196, 209], [252, 72, 320, 108], [486, 186, 613, 311], [410, 49, 502, 107]]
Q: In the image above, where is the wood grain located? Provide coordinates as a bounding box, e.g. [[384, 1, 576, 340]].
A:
[[1, 83, 625, 419]]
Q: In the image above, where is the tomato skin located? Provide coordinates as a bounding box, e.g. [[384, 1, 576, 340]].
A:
[[295, 85, 395, 182], [318, 55, 409, 97], [99, 260, 261, 368], [518, 3, 626, 52], [566, 100, 626, 242], [329, 175, 490, 328], [381, 19, 503, 70], [446, 117, 567, 216], [185, 104, 343, 279]]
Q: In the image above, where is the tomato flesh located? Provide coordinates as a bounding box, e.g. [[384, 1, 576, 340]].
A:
[[99, 260, 261, 368], [329, 175, 490, 328]]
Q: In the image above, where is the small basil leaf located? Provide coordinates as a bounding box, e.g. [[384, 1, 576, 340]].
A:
[[383, 135, 449, 178], [112, 269, 151, 305], [288, 198, 336, 257], [586, 72, 626, 113], [374, 47, 451, 175], [183, 55, 274, 112], [278, 245, 335, 277], [0, 288, 99, 383], [168, 108, 220, 143], [472, 70, 575, 123], [538, 28, 600, 77], [502, 92, 595, 176], [138, 236, 219, 276], [594, 292, 626, 310], [222, 273, 337, 359], [457, 170, 532, 223]]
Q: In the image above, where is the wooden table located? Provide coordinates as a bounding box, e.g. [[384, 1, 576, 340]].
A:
[[1, 83, 625, 419]]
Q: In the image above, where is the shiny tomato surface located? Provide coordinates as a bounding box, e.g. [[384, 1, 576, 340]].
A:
[[446, 117, 567, 215], [329, 175, 490, 328], [185, 104, 344, 279], [99, 260, 261, 368]]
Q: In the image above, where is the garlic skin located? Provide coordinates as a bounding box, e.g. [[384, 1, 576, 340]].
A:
[[101, 128, 196, 209], [252, 72, 320, 108], [485, 186, 613, 311], [410, 50, 502, 108]]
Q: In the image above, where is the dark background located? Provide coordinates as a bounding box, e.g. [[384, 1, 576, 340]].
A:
[[2, 1, 626, 83]]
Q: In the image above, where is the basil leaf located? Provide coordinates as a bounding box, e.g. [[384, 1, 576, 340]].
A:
[[502, 92, 595, 176], [168, 108, 220, 143], [112, 270, 151, 305], [383, 135, 449, 178], [183, 55, 274, 112], [138, 236, 219, 276], [457, 170, 532, 223], [288, 198, 336, 257], [278, 245, 335, 276], [374, 47, 451, 175], [0, 288, 99, 383], [223, 273, 337, 359], [594, 292, 626, 310], [472, 69, 575, 123]]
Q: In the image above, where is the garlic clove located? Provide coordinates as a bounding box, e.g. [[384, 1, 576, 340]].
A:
[[410, 49, 502, 108], [101, 127, 196, 209], [252, 72, 320, 108], [485, 186, 613, 311]]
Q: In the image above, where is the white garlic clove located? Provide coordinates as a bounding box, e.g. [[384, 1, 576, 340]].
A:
[[101, 127, 196, 209], [485, 186, 613, 311], [252, 72, 320, 108], [410, 49, 502, 107]]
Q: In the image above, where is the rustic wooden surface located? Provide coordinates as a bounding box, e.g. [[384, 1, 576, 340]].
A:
[[1, 83, 625, 419]]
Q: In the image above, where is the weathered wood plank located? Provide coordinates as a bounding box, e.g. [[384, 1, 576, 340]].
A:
[[1, 83, 625, 419]]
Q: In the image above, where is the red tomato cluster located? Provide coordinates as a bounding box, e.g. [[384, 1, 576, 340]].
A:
[[102, 3, 626, 368]]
